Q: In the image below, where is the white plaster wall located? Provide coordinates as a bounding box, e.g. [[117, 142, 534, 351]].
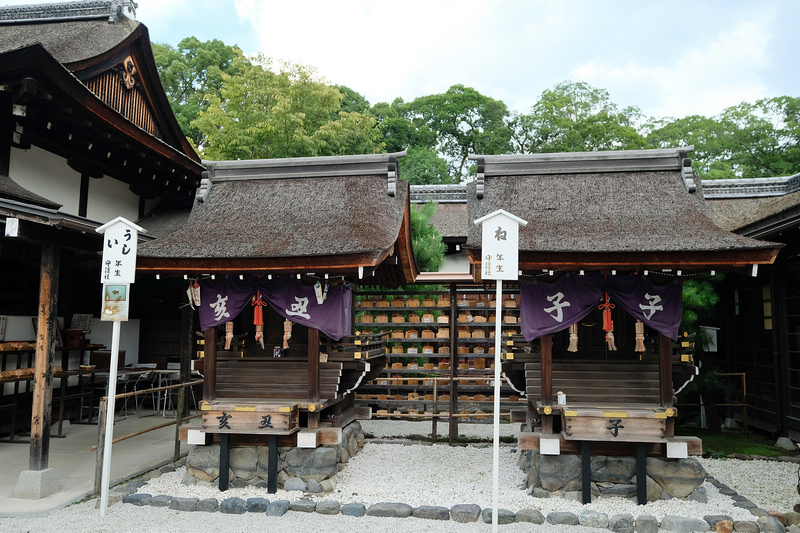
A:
[[439, 251, 470, 273], [86, 175, 140, 223], [10, 145, 81, 214], [9, 145, 141, 224], [0, 315, 139, 364], [0, 315, 140, 392]]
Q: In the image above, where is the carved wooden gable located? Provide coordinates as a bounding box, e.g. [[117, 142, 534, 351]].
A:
[[83, 53, 162, 140]]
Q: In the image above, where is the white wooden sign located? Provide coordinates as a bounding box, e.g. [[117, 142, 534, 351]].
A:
[[475, 210, 526, 281], [96, 217, 144, 285]]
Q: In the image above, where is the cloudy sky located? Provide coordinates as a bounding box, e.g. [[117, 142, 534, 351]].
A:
[[6, 1, 799, 120]]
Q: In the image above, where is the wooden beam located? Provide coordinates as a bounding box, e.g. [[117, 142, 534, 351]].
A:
[[540, 334, 553, 434], [659, 334, 675, 439], [517, 432, 703, 456], [465, 248, 781, 271], [308, 328, 319, 404], [136, 253, 385, 275], [203, 326, 217, 401], [29, 243, 59, 471]]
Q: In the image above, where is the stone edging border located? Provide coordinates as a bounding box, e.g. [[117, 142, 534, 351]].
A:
[[113, 474, 792, 532], [110, 453, 800, 532]]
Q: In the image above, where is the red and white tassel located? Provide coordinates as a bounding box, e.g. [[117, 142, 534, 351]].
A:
[[252, 290, 267, 349]]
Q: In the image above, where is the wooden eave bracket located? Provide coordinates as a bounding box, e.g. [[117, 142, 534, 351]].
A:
[[195, 171, 212, 203], [474, 158, 485, 199], [387, 156, 398, 197], [681, 156, 696, 193]]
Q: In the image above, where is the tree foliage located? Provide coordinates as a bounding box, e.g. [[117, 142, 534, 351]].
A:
[[510, 81, 647, 154], [400, 147, 453, 185], [646, 96, 800, 179], [152, 37, 248, 147], [405, 85, 511, 181], [192, 55, 383, 160], [410, 201, 446, 273]]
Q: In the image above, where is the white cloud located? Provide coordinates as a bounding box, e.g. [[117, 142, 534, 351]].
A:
[[571, 19, 773, 118]]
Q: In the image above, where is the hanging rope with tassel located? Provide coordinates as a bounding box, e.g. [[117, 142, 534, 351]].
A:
[[568, 323, 579, 352], [251, 290, 267, 349], [224, 321, 234, 351], [598, 292, 617, 351], [635, 320, 646, 353]]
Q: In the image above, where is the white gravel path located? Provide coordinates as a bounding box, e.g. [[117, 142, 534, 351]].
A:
[[2, 420, 799, 533]]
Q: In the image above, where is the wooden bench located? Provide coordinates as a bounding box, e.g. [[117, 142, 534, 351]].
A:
[[216, 358, 342, 400]]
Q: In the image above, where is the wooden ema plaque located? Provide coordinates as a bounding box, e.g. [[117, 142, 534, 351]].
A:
[[201, 403, 299, 435], [561, 407, 675, 443]]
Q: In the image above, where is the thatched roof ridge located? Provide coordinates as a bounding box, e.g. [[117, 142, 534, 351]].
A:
[[465, 148, 780, 270]]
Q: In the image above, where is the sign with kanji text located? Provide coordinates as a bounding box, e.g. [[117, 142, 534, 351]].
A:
[[96, 217, 144, 285], [474, 210, 527, 281]]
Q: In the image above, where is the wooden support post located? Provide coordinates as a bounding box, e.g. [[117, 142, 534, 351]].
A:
[[173, 387, 185, 462], [659, 334, 674, 438], [30, 243, 59, 471], [94, 398, 107, 496], [540, 334, 553, 434], [268, 434, 278, 494], [308, 327, 320, 430], [203, 327, 217, 401], [179, 304, 193, 417], [448, 283, 458, 444], [219, 433, 230, 491], [636, 442, 646, 505], [581, 441, 591, 504], [308, 328, 320, 403]]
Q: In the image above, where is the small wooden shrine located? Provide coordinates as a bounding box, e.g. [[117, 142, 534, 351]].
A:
[[137, 152, 417, 490], [464, 148, 782, 503]]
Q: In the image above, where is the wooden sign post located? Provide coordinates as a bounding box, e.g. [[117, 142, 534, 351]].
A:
[[474, 209, 526, 533], [95, 217, 144, 517]]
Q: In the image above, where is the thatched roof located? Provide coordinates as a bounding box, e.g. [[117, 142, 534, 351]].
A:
[[465, 148, 781, 271], [137, 153, 418, 284], [704, 174, 800, 236], [429, 203, 467, 240], [410, 185, 468, 241], [0, 174, 61, 209], [0, 17, 139, 64]]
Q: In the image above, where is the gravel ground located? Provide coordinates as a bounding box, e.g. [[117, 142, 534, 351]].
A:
[[3, 420, 799, 533]]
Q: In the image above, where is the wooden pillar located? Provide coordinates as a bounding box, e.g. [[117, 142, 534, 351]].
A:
[[659, 333, 675, 438], [179, 305, 193, 417], [203, 327, 217, 401], [448, 283, 458, 443], [308, 328, 320, 429], [540, 334, 553, 434], [30, 244, 59, 471]]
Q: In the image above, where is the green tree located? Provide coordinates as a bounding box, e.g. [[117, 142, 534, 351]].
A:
[[371, 99, 437, 154], [334, 85, 371, 115], [511, 81, 647, 154], [646, 96, 800, 179], [152, 37, 248, 147], [644, 115, 731, 178], [192, 55, 383, 160], [400, 147, 453, 185], [411, 201, 446, 273], [406, 85, 511, 181]]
